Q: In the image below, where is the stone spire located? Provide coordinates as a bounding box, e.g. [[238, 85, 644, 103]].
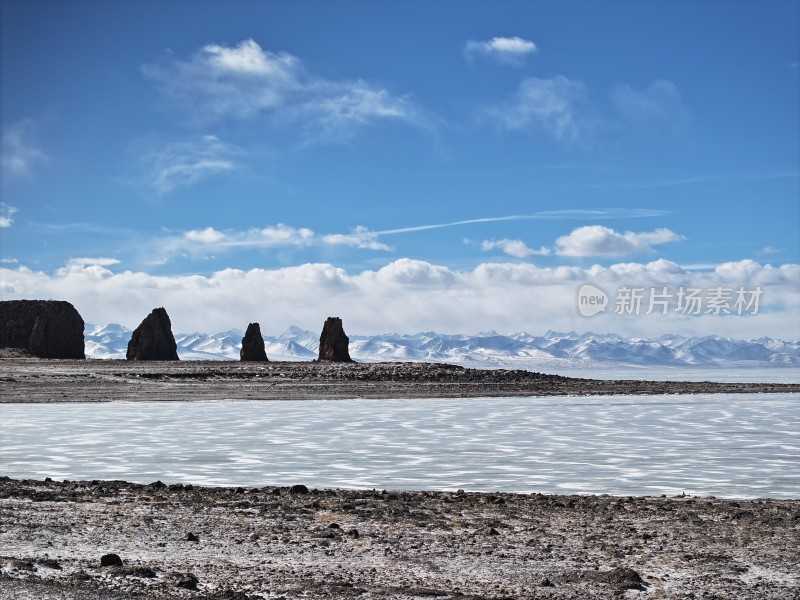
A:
[[317, 317, 353, 362]]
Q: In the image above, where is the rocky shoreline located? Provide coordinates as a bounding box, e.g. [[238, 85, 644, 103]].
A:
[[1, 477, 798, 599], [1, 358, 797, 403]]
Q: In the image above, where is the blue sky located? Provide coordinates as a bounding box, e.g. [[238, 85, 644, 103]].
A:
[[1, 0, 798, 337]]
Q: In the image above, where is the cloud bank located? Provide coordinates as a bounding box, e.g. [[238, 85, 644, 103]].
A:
[[2, 259, 796, 340]]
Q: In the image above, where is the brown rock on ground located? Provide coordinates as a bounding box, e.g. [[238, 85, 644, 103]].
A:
[[125, 307, 179, 361], [0, 300, 85, 359], [317, 316, 353, 362], [240, 323, 268, 362]]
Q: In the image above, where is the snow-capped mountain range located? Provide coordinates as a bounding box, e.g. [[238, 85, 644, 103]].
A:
[[84, 323, 800, 368]]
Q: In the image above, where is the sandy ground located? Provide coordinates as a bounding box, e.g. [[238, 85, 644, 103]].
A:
[[1, 358, 797, 402], [1, 357, 798, 598]]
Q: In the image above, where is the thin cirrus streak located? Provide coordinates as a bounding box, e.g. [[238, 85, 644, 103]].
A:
[[575, 170, 800, 191], [375, 208, 670, 236]]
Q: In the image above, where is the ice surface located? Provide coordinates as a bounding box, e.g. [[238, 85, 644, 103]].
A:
[[1, 394, 797, 498]]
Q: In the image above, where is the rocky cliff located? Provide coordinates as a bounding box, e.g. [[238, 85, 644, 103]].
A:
[[317, 316, 353, 362], [126, 307, 179, 361], [0, 300, 85, 359], [240, 322, 269, 361]]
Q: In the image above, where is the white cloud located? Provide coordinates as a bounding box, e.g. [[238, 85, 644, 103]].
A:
[[184, 227, 227, 244], [155, 223, 399, 262], [135, 134, 242, 195], [464, 36, 537, 65], [142, 39, 425, 141], [162, 224, 316, 257], [322, 226, 392, 251], [713, 258, 779, 283], [611, 79, 690, 130], [1, 120, 49, 177], [142, 39, 299, 120], [486, 76, 592, 142], [304, 83, 420, 142], [369, 258, 456, 286], [203, 39, 293, 76], [150, 211, 680, 264], [555, 225, 684, 257], [2, 259, 797, 339], [485, 78, 690, 144], [0, 203, 18, 228], [66, 257, 121, 267], [757, 246, 781, 256], [481, 238, 551, 258]]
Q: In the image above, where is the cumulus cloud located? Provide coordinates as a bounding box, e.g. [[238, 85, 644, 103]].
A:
[[184, 227, 227, 244], [464, 36, 537, 65], [1, 259, 797, 339], [369, 258, 456, 286], [142, 38, 425, 141], [481, 238, 551, 258], [1, 120, 49, 177], [0, 203, 17, 228], [485, 76, 592, 142], [555, 225, 684, 257], [135, 134, 242, 196]]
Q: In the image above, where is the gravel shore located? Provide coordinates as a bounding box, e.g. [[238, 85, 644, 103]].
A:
[[1, 358, 797, 402], [1, 477, 798, 600]]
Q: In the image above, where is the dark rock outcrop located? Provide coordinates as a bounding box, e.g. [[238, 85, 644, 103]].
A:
[[126, 307, 179, 361], [0, 300, 85, 358], [317, 317, 353, 362], [100, 553, 123, 567], [240, 323, 268, 362], [176, 573, 199, 590]]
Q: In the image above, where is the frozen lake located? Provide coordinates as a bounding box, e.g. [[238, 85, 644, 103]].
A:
[[1, 394, 798, 498], [546, 366, 800, 383]]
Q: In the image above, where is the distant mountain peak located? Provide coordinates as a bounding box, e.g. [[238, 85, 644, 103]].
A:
[[83, 324, 799, 368]]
